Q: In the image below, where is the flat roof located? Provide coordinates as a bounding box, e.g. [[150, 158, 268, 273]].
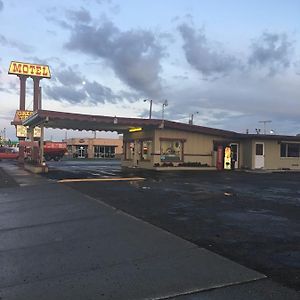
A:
[[20, 109, 300, 141], [21, 110, 239, 137]]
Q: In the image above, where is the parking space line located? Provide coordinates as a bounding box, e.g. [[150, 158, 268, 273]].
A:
[[58, 177, 145, 183]]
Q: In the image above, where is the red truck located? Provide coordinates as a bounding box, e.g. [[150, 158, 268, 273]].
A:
[[19, 141, 67, 161], [43, 141, 67, 161]]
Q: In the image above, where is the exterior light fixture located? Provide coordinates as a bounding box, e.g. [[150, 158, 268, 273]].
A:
[[129, 127, 143, 132]]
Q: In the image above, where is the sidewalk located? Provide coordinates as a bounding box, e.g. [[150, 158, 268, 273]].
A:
[[0, 162, 298, 299]]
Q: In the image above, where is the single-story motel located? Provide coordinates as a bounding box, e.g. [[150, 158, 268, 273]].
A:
[[21, 110, 300, 171]]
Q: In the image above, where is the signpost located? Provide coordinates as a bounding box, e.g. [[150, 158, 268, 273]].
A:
[[9, 61, 51, 164]]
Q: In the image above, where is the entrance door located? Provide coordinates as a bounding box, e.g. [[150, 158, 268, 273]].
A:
[[255, 143, 264, 169], [230, 143, 239, 169], [77, 145, 87, 158]]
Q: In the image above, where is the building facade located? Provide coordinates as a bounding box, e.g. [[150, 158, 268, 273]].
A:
[[65, 137, 123, 159], [21, 110, 300, 171], [122, 126, 300, 171]]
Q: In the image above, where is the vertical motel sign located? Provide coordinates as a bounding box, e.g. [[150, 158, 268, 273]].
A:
[[9, 61, 51, 138]]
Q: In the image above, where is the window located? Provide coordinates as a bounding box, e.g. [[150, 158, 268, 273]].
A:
[[280, 143, 300, 158], [141, 140, 152, 160], [280, 143, 287, 157], [160, 140, 182, 162], [125, 142, 134, 160], [94, 146, 116, 158], [256, 143, 264, 155]]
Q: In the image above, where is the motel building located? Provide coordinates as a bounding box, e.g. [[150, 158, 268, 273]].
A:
[[21, 109, 300, 172], [10, 61, 300, 172]]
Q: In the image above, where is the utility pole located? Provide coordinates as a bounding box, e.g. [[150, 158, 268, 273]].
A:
[[259, 120, 272, 134]]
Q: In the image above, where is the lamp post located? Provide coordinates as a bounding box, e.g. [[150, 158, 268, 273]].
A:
[[189, 111, 199, 125], [162, 99, 168, 121], [143, 99, 153, 119]]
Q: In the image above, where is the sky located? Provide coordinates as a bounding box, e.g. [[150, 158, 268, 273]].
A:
[[0, 0, 300, 140]]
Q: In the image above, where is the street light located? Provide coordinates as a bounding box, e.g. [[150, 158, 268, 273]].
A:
[[143, 99, 153, 119], [162, 99, 168, 121], [189, 111, 199, 125]]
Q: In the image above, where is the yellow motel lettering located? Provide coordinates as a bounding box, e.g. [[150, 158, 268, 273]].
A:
[[16, 110, 33, 121], [8, 61, 51, 78]]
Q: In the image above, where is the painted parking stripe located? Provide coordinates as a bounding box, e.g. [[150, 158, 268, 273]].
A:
[[58, 177, 145, 183]]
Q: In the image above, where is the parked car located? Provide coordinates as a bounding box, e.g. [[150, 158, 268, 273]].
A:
[[0, 146, 19, 160]]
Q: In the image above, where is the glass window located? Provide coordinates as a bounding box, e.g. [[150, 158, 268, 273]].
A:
[[142, 140, 152, 160], [256, 143, 263, 155], [280, 143, 287, 157], [160, 140, 182, 162], [280, 143, 300, 157], [287, 144, 300, 157]]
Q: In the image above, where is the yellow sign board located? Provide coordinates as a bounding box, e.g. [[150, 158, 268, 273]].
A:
[[16, 125, 41, 138], [15, 110, 41, 138], [16, 125, 27, 138], [16, 110, 33, 121], [8, 61, 51, 78], [33, 127, 41, 138]]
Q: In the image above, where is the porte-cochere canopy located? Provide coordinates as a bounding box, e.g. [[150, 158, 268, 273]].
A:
[[22, 109, 240, 137]]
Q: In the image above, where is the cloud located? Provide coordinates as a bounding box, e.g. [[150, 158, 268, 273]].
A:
[[66, 7, 91, 23], [85, 81, 120, 104], [0, 34, 34, 53], [65, 20, 164, 97], [248, 32, 294, 75], [293, 61, 300, 75], [45, 85, 87, 104], [55, 67, 83, 86], [178, 23, 240, 77], [44, 66, 121, 104]]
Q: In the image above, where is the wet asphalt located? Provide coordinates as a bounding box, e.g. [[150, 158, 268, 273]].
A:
[[2, 159, 300, 292], [40, 159, 300, 291]]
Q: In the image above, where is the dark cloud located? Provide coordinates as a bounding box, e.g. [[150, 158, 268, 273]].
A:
[[55, 67, 83, 86], [85, 81, 120, 104], [66, 7, 91, 23], [44, 66, 121, 104], [0, 34, 34, 53], [248, 32, 294, 75], [65, 20, 164, 97], [45, 85, 87, 104], [178, 23, 240, 77], [0, 0, 3, 11]]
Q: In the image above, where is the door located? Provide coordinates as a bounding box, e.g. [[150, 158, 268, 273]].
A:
[[255, 143, 264, 169], [230, 143, 239, 169], [77, 145, 87, 158]]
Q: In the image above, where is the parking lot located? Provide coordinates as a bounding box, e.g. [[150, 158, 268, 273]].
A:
[[41, 159, 300, 291]]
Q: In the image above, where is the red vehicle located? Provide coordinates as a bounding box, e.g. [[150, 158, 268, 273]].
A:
[[20, 141, 67, 161], [0, 146, 19, 160], [43, 141, 67, 161]]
